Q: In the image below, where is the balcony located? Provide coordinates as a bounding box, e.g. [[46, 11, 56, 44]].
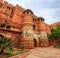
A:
[[0, 24, 21, 33], [0, 19, 22, 34]]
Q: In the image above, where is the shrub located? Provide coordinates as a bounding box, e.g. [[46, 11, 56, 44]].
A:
[[19, 45, 25, 51]]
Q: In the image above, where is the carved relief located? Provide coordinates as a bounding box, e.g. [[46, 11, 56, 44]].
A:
[[0, 0, 58, 48], [40, 32, 47, 39], [22, 27, 33, 38]]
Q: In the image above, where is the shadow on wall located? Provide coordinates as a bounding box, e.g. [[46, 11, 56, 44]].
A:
[[34, 38, 37, 47], [0, 34, 4, 38]]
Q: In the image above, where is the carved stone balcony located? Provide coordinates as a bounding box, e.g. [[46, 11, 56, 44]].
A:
[[0, 19, 22, 33]]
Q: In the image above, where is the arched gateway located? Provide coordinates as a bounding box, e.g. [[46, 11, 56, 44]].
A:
[[34, 38, 37, 47], [0, 0, 59, 49]]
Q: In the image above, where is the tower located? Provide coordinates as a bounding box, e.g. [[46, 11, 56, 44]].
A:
[[20, 9, 34, 48], [38, 17, 49, 47]]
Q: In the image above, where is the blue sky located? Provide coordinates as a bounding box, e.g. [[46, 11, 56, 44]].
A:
[[4, 0, 60, 24]]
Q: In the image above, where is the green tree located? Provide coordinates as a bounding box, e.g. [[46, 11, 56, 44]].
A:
[[49, 24, 60, 45], [0, 37, 13, 54]]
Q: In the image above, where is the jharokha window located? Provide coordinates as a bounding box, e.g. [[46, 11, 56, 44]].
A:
[[0, 24, 5, 28], [26, 12, 29, 14], [6, 25, 11, 29], [33, 25, 36, 30], [7, 6, 11, 10], [33, 18, 36, 22], [4, 20, 9, 24]]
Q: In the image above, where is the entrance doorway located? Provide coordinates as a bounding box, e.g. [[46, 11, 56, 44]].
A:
[[34, 38, 37, 47]]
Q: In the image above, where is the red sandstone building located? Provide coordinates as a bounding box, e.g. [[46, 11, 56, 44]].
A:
[[0, 0, 60, 48]]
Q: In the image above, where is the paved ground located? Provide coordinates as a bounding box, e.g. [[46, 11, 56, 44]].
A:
[[24, 47, 60, 58]]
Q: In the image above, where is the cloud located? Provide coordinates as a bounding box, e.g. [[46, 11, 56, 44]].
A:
[[50, 0, 60, 8], [35, 8, 55, 24], [3, 0, 60, 24]]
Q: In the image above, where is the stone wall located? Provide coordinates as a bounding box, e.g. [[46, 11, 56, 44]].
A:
[[0, 0, 60, 48]]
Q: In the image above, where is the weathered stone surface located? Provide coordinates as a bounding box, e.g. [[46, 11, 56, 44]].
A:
[[0, 0, 60, 48]]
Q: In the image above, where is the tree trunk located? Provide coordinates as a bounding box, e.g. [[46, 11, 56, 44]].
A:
[[0, 48, 4, 54]]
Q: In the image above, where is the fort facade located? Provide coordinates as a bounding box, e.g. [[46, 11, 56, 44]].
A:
[[0, 0, 60, 48]]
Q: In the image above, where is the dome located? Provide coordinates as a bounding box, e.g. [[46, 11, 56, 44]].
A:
[[23, 9, 33, 14], [37, 17, 45, 21]]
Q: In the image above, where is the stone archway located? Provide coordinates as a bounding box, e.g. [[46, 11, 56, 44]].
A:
[[34, 38, 37, 47]]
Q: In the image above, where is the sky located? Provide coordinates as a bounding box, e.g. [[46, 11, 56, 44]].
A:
[[4, 0, 60, 24]]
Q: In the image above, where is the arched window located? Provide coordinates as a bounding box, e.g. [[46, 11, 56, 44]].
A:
[[20, 31, 22, 35], [7, 6, 11, 10], [4, 20, 9, 24], [41, 19, 42, 22], [33, 25, 36, 30], [27, 12, 29, 14], [6, 25, 11, 29], [0, 24, 5, 28], [33, 18, 36, 22]]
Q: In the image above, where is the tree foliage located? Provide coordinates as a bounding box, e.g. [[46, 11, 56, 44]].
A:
[[0, 37, 13, 54], [20, 45, 25, 51], [49, 24, 60, 42]]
